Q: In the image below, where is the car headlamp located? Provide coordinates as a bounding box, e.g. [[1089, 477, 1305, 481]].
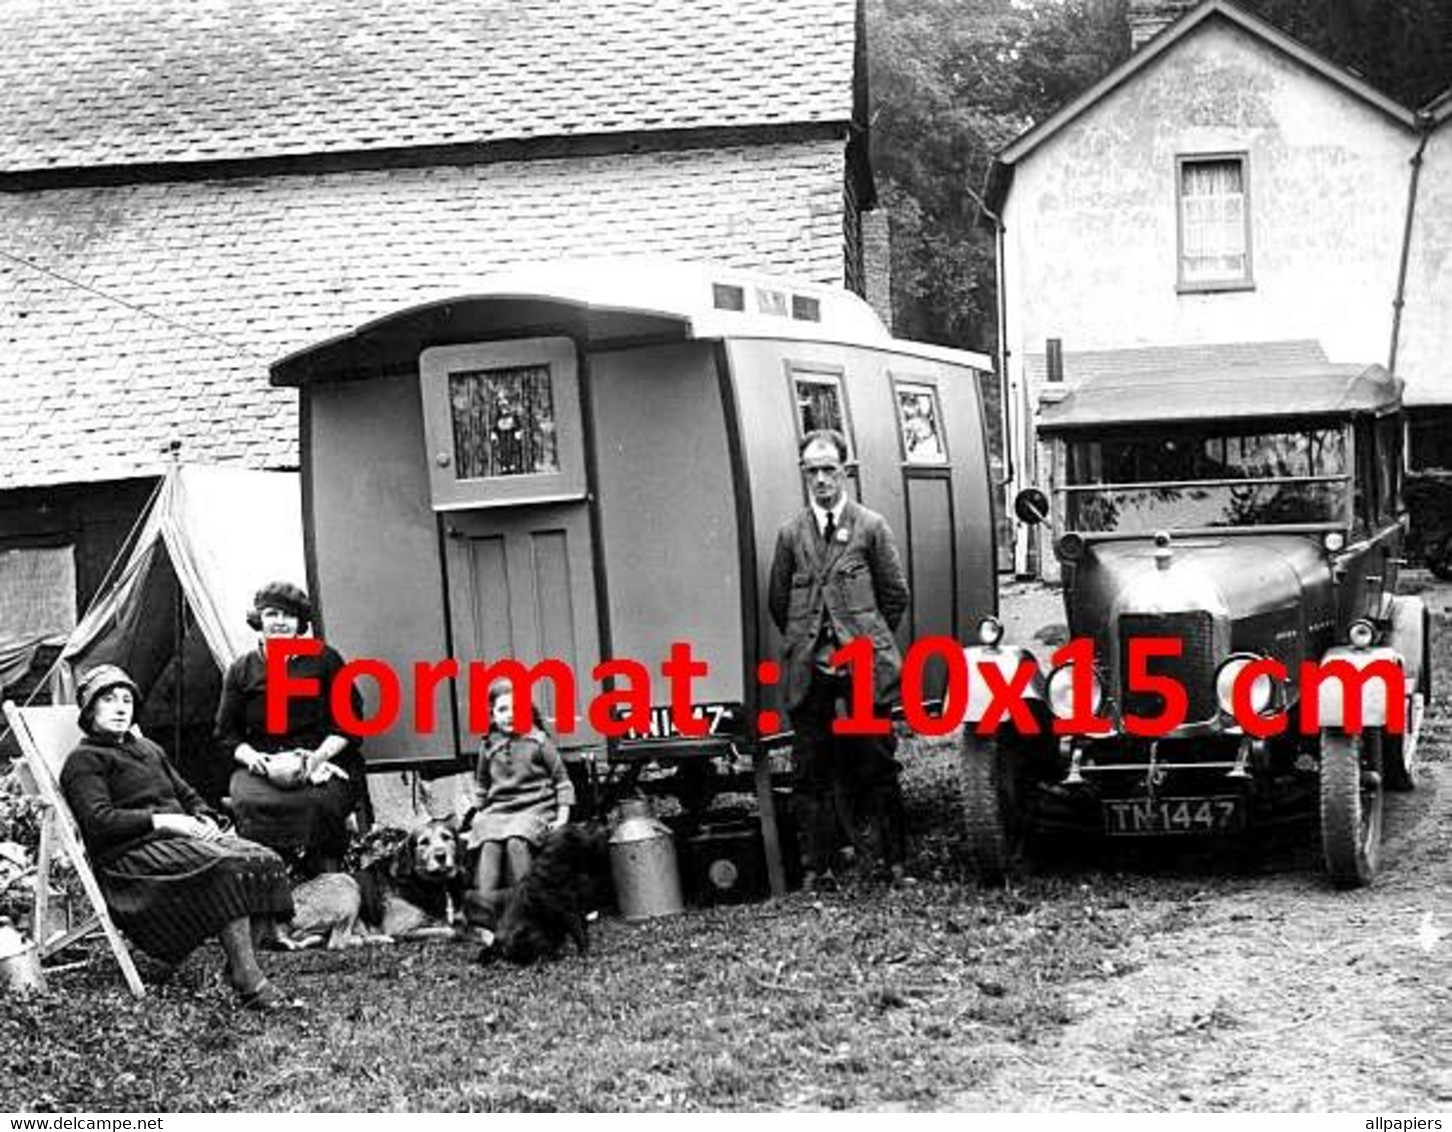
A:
[[1214, 654, 1275, 716], [977, 616, 1005, 646], [1055, 533, 1086, 563], [1347, 619, 1375, 649], [1046, 662, 1102, 720]]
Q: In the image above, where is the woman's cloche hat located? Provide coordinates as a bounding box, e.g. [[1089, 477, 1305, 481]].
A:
[[76, 664, 140, 726], [246, 580, 312, 631]]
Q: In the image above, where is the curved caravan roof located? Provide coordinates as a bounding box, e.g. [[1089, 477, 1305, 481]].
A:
[[1038, 361, 1401, 432], [271, 258, 990, 385]]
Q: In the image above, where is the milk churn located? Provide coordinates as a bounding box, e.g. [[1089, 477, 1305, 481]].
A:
[[0, 917, 45, 996], [609, 798, 684, 920]]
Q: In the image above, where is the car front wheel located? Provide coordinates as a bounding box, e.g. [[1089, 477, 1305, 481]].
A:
[[1319, 727, 1383, 889], [958, 732, 1023, 884]]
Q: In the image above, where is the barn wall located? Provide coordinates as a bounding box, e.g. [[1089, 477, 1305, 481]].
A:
[[1, 139, 854, 490]]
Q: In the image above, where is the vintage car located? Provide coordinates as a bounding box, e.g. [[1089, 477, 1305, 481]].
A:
[[962, 360, 1430, 888]]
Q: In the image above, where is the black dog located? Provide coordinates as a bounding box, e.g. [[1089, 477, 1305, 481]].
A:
[[477, 824, 611, 964]]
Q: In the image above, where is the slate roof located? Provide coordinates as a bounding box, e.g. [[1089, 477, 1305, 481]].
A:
[[0, 0, 863, 491], [0, 0, 859, 172]]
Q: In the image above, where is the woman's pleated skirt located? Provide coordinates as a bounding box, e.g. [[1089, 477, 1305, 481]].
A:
[[99, 834, 294, 964]]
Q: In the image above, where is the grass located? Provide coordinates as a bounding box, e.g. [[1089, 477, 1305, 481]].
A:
[[0, 737, 1224, 1112], [12, 588, 1450, 1112]]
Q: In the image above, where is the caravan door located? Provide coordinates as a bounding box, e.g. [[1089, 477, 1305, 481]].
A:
[[442, 503, 599, 743], [420, 338, 601, 747]]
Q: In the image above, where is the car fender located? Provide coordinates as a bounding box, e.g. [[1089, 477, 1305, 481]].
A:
[[962, 645, 1045, 723], [1383, 593, 1428, 697], [1313, 644, 1404, 729]]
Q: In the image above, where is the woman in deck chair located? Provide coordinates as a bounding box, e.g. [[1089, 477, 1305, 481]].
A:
[[60, 665, 298, 1011]]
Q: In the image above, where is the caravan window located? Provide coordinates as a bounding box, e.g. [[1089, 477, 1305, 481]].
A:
[[895, 382, 947, 465], [448, 365, 559, 479], [790, 365, 855, 458], [419, 337, 585, 510]]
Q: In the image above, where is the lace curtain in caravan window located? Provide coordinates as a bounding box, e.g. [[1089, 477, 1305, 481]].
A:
[[794, 374, 855, 457], [448, 365, 559, 479], [1180, 158, 1248, 284]]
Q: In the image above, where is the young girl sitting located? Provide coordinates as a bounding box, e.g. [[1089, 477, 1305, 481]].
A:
[[466, 681, 576, 927]]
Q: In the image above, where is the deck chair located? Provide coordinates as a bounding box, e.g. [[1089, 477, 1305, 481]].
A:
[[3, 701, 145, 998]]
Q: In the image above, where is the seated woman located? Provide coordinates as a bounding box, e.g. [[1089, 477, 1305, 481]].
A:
[[59, 665, 296, 1010], [214, 582, 364, 874]]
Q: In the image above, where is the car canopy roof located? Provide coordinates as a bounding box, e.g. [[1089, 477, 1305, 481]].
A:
[[1038, 361, 1401, 433]]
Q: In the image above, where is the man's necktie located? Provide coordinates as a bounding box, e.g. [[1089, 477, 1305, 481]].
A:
[[822, 511, 836, 545]]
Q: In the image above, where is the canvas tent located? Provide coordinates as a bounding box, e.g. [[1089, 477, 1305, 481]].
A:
[[54, 464, 304, 801]]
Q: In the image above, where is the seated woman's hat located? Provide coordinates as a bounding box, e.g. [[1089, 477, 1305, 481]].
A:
[[248, 580, 312, 629], [77, 664, 140, 721]]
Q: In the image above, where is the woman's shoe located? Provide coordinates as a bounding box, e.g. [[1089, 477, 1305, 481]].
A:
[[237, 979, 302, 1012]]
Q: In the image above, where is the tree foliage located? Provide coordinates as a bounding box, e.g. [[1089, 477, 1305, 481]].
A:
[[1237, 0, 1452, 110], [870, 0, 1452, 354]]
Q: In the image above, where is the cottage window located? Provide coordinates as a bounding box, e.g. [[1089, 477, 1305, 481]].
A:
[[1177, 155, 1252, 291]]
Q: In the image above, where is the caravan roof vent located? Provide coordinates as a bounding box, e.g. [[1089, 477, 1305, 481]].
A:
[[755, 287, 788, 317], [712, 283, 745, 312], [791, 295, 821, 322]]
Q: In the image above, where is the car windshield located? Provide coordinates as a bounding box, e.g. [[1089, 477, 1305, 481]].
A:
[[1059, 424, 1351, 534]]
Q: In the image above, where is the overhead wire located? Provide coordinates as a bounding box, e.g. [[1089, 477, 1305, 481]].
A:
[[0, 246, 269, 360]]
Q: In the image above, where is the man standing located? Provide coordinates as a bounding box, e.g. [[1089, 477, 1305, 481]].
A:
[[767, 429, 910, 889]]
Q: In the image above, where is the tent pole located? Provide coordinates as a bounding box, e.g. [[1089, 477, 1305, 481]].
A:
[[174, 569, 184, 762], [169, 442, 184, 763]]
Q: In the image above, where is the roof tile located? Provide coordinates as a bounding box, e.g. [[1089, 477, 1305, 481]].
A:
[[0, 0, 856, 171]]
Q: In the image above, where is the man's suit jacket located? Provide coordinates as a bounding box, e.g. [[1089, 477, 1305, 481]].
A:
[[767, 497, 910, 712]]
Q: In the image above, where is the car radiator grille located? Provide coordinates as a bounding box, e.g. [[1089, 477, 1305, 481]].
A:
[[1118, 611, 1217, 724]]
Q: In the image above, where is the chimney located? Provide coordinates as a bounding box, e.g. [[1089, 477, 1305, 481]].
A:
[[861, 210, 893, 332], [1129, 0, 1196, 50], [1039, 338, 1069, 406]]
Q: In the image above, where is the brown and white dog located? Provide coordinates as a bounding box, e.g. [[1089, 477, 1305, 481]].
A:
[[285, 819, 468, 948]]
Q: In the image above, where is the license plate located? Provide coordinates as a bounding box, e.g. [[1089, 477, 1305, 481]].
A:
[[617, 703, 740, 741], [1103, 796, 1242, 836]]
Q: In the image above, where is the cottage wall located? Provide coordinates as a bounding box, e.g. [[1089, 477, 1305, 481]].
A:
[[1396, 119, 1452, 401], [1002, 19, 1415, 414]]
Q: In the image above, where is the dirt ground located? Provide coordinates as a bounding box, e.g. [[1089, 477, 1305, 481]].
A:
[[948, 575, 1452, 1112]]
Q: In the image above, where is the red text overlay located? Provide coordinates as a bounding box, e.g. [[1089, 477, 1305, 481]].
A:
[[262, 636, 1405, 740]]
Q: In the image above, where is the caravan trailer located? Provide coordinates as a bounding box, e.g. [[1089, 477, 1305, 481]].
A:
[[271, 259, 996, 892]]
